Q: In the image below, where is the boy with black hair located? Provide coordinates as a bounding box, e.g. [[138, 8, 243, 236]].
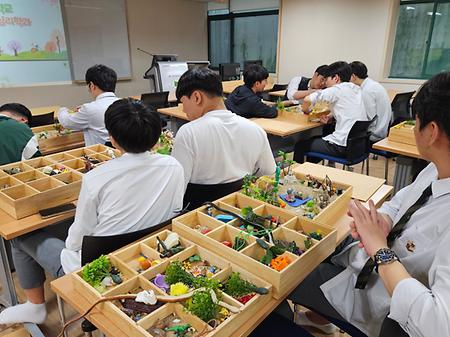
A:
[[0, 98, 184, 325], [58, 64, 119, 146], [284, 64, 328, 105], [293, 61, 367, 163], [225, 64, 278, 118], [0, 103, 40, 164], [172, 68, 276, 188], [278, 71, 450, 337], [350, 61, 392, 143]]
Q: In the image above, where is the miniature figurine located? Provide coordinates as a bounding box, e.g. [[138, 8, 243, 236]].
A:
[[3, 167, 21, 175]]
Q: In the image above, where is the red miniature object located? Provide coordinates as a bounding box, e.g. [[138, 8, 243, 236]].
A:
[[222, 241, 232, 248], [201, 228, 211, 234], [237, 293, 256, 305], [270, 255, 290, 271]]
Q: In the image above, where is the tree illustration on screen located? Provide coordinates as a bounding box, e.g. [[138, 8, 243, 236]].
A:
[[7, 40, 21, 56]]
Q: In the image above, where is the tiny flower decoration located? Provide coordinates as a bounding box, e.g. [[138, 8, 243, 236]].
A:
[[169, 282, 190, 296]]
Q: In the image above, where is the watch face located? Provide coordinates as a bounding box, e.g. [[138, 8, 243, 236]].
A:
[[376, 248, 396, 264]]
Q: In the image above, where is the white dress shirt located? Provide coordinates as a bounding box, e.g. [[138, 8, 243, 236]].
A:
[[60, 152, 184, 273], [58, 92, 119, 146], [307, 82, 367, 147], [360, 78, 393, 142], [321, 163, 450, 337], [171, 109, 276, 188], [286, 76, 311, 105]]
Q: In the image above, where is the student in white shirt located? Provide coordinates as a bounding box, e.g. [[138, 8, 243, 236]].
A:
[[284, 65, 328, 105], [172, 68, 276, 189], [350, 61, 392, 143], [293, 61, 367, 163], [0, 98, 184, 325], [58, 64, 119, 146], [277, 72, 450, 337]]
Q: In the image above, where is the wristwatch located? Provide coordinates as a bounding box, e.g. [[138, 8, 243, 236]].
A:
[[374, 248, 399, 272]]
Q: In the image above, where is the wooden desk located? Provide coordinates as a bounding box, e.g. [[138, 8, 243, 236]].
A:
[[269, 90, 286, 98], [373, 138, 420, 159], [30, 106, 59, 117], [222, 80, 273, 94], [157, 105, 321, 138], [51, 184, 392, 337]]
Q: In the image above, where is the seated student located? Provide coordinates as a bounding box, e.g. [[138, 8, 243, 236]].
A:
[[284, 65, 328, 105], [293, 61, 367, 163], [277, 71, 450, 337], [58, 64, 119, 146], [0, 103, 39, 165], [225, 64, 278, 119], [0, 98, 184, 325], [172, 68, 276, 190], [350, 61, 392, 143]]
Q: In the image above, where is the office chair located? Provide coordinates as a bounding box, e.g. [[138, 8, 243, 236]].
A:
[[183, 179, 244, 211], [391, 91, 415, 125], [264, 84, 288, 101], [219, 63, 241, 81], [141, 92, 170, 128], [30, 111, 55, 127], [305, 120, 373, 174]]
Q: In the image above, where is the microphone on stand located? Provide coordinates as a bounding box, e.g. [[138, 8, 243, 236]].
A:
[[137, 48, 154, 57]]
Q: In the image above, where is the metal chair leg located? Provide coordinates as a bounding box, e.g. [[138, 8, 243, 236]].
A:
[[385, 157, 389, 181], [366, 158, 370, 175], [361, 160, 365, 174]]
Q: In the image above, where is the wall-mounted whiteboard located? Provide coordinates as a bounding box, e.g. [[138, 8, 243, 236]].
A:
[[0, 0, 71, 86], [64, 0, 131, 81]]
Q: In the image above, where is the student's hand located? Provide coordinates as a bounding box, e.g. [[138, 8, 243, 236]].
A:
[[348, 200, 389, 257], [320, 114, 332, 124]]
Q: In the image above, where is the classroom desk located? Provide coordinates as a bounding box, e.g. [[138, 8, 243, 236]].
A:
[[373, 138, 425, 193], [222, 80, 274, 95], [0, 207, 76, 337], [50, 183, 393, 337], [270, 89, 400, 103]]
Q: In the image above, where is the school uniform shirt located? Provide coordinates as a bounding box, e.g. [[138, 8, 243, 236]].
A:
[[321, 163, 450, 337], [360, 78, 393, 142], [0, 115, 39, 165], [308, 82, 367, 147], [285, 76, 311, 104], [171, 109, 276, 188], [60, 152, 184, 273], [225, 85, 278, 119], [58, 92, 119, 146]]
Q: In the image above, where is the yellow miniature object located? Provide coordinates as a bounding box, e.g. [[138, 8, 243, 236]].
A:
[[270, 255, 290, 271], [170, 282, 190, 296], [137, 256, 151, 270]]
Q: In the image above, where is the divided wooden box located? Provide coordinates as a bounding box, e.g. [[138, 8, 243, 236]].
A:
[[388, 121, 416, 146], [71, 229, 273, 337], [173, 193, 337, 298], [32, 125, 85, 154], [0, 144, 120, 219]]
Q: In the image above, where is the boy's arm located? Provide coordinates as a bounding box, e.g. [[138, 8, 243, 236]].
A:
[[249, 95, 278, 118], [58, 105, 90, 131], [65, 179, 98, 251]]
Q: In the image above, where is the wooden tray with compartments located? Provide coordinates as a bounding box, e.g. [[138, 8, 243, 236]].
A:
[[0, 144, 121, 219], [388, 121, 416, 146], [32, 124, 85, 154], [173, 193, 337, 298], [71, 228, 273, 337]]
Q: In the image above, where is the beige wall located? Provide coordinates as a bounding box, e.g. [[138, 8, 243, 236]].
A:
[[278, 0, 422, 92], [0, 0, 208, 108]]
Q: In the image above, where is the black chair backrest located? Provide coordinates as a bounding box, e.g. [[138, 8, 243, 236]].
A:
[[183, 179, 244, 211], [271, 84, 288, 92], [391, 91, 415, 125], [30, 111, 55, 127], [81, 217, 173, 265], [141, 92, 170, 111], [219, 63, 241, 81], [346, 120, 373, 161]]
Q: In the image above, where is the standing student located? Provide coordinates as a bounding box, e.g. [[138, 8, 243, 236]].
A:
[[0, 103, 39, 164], [284, 65, 328, 105], [225, 64, 278, 119], [277, 71, 450, 337], [293, 61, 367, 163], [172, 68, 276, 189], [58, 64, 119, 146], [350, 61, 392, 143], [0, 99, 184, 325]]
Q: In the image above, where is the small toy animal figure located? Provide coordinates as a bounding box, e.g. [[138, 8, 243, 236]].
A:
[[285, 188, 296, 202]]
